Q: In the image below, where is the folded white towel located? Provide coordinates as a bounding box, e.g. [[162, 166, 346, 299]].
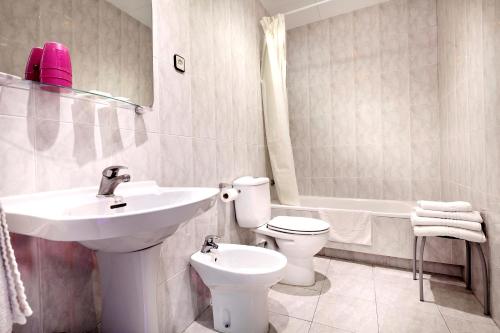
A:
[[415, 207, 483, 223], [411, 212, 482, 231], [417, 200, 472, 212], [319, 209, 372, 246], [413, 225, 486, 243], [0, 204, 32, 333]]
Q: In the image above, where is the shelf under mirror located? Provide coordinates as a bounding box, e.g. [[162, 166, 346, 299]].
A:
[[0, 74, 147, 114]]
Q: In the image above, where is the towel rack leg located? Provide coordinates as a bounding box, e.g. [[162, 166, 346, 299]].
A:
[[413, 236, 418, 280], [465, 241, 472, 290], [419, 236, 426, 302], [475, 242, 490, 315]]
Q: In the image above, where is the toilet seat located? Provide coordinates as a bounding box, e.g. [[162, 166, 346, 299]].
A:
[[267, 216, 330, 235]]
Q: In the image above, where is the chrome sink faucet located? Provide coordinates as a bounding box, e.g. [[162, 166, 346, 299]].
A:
[[97, 166, 131, 197], [201, 235, 220, 253]]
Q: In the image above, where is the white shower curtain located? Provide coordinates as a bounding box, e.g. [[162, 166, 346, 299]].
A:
[[260, 15, 300, 206]]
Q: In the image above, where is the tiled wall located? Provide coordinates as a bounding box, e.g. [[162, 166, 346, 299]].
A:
[[1, 0, 268, 332], [286, 0, 441, 200], [437, 0, 500, 324], [155, 0, 268, 331], [0, 0, 153, 106]]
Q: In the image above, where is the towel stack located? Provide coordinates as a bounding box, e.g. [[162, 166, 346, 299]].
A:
[[411, 201, 486, 242]]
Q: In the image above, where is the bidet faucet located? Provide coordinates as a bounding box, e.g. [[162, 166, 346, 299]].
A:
[[97, 166, 131, 197], [201, 235, 220, 253]]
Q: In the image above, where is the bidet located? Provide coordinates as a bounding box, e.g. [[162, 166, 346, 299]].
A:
[[190, 243, 287, 333]]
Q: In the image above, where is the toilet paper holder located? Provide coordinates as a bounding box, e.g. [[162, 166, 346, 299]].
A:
[[219, 183, 241, 203], [218, 182, 241, 192]]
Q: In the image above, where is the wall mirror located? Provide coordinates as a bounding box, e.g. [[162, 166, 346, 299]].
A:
[[0, 0, 154, 108]]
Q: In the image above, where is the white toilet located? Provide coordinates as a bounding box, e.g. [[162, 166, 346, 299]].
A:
[[233, 176, 330, 286]]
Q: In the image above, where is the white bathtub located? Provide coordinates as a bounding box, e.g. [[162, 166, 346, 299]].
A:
[[272, 196, 414, 219], [271, 196, 464, 271]]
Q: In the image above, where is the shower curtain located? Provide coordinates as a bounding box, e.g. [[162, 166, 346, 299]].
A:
[[260, 14, 300, 206]]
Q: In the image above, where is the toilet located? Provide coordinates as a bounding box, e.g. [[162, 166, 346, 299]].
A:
[[233, 176, 330, 286]]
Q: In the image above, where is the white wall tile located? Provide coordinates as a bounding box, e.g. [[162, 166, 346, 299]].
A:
[[311, 147, 334, 178], [0, 87, 35, 118], [157, 268, 210, 333]]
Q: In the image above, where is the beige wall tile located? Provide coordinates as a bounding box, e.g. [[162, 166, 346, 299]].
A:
[[287, 0, 440, 200], [436, 0, 500, 323]]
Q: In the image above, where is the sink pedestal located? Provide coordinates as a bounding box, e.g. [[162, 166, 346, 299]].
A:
[[97, 244, 162, 333]]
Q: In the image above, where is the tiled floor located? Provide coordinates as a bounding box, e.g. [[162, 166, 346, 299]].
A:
[[184, 256, 500, 333]]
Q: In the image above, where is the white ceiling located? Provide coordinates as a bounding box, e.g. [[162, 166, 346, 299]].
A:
[[260, 0, 389, 30], [106, 0, 152, 28]]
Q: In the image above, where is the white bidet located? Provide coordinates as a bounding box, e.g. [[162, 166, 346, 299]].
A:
[[190, 244, 287, 333]]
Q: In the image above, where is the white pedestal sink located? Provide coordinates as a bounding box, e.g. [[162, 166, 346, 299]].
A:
[[1, 181, 219, 333]]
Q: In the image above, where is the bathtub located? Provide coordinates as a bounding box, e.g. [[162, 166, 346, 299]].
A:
[[271, 196, 465, 274], [273, 196, 414, 219]]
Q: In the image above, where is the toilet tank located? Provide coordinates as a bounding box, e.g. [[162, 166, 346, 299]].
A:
[[233, 176, 271, 228]]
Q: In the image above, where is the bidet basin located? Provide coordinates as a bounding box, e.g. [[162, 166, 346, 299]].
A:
[[191, 243, 287, 286], [191, 244, 287, 333], [1, 181, 219, 252]]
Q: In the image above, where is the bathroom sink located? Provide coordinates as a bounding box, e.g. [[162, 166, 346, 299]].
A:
[[1, 181, 219, 252], [2, 178, 219, 332]]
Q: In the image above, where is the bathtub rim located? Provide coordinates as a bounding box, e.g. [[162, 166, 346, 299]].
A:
[[271, 196, 414, 219]]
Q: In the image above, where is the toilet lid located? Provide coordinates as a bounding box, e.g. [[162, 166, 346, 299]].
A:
[[267, 216, 330, 235]]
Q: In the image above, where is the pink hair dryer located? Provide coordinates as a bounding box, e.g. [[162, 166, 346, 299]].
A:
[[40, 41, 72, 88], [24, 47, 44, 82]]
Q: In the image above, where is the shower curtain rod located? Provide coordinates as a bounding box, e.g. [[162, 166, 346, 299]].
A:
[[282, 0, 331, 16]]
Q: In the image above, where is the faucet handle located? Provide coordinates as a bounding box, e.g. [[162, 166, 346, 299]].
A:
[[204, 235, 220, 243], [102, 166, 128, 178]]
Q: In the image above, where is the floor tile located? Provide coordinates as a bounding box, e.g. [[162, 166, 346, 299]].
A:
[[373, 266, 464, 289], [373, 265, 494, 329], [432, 286, 495, 325], [374, 266, 465, 307], [313, 293, 378, 333], [183, 307, 216, 333], [328, 259, 374, 279], [309, 322, 353, 333], [183, 263, 500, 333], [313, 256, 331, 275], [377, 301, 449, 333], [269, 284, 320, 321], [374, 274, 441, 314], [268, 312, 311, 333], [322, 258, 375, 301], [324, 273, 375, 301], [373, 266, 422, 282], [443, 314, 500, 333], [183, 307, 312, 333]]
